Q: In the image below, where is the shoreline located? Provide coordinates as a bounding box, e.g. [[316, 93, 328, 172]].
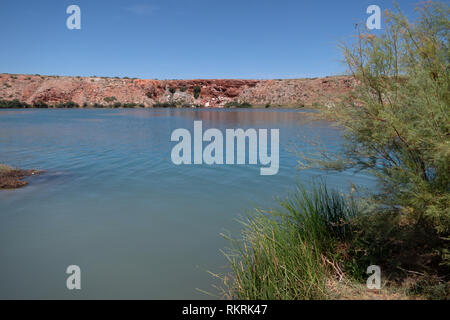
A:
[[0, 99, 313, 110], [0, 164, 43, 190]]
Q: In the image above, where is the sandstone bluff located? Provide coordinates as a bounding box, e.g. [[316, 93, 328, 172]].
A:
[[0, 73, 353, 108]]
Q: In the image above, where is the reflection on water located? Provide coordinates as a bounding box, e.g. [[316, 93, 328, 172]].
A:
[[0, 108, 374, 299]]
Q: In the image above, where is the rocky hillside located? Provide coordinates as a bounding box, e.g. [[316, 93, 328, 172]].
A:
[[0, 73, 354, 108]]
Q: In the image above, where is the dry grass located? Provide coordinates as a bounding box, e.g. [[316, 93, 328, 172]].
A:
[[0, 164, 14, 172], [325, 278, 420, 300]]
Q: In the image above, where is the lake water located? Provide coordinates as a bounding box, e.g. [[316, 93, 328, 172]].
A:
[[0, 108, 375, 299]]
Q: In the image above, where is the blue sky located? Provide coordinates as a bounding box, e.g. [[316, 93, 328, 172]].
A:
[[0, 0, 418, 79]]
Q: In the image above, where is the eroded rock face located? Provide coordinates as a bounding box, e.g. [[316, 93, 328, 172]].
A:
[[0, 74, 354, 107]]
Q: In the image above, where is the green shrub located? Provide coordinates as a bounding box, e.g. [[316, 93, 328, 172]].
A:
[[33, 101, 49, 108], [224, 101, 252, 108], [193, 86, 201, 99], [302, 1, 450, 281], [0, 99, 31, 108], [218, 184, 360, 299], [104, 96, 117, 103], [153, 102, 176, 108], [55, 101, 79, 108], [332, 2, 449, 236]]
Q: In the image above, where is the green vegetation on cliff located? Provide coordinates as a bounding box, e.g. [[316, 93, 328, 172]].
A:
[[219, 1, 449, 300]]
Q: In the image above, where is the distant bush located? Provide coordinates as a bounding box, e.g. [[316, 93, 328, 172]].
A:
[[169, 87, 176, 94], [146, 92, 153, 98], [180, 86, 187, 92], [224, 101, 252, 108], [104, 96, 117, 103], [55, 101, 79, 108], [193, 86, 201, 99], [122, 103, 137, 108], [153, 102, 176, 108], [0, 99, 31, 108], [33, 101, 49, 108]]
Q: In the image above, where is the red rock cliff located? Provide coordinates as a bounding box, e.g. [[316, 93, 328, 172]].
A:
[[0, 74, 353, 108]]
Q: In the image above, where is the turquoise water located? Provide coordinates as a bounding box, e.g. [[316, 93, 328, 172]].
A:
[[0, 108, 375, 299]]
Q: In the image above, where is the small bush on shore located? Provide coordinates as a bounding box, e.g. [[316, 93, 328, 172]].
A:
[[33, 102, 49, 108], [153, 102, 177, 108], [104, 96, 117, 103], [55, 101, 79, 108], [224, 101, 252, 108], [0, 99, 31, 108], [193, 86, 201, 99], [122, 103, 138, 108]]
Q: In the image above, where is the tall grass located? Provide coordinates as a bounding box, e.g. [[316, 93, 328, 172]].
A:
[[219, 183, 359, 300], [0, 164, 14, 172]]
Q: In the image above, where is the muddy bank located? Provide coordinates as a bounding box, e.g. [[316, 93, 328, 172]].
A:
[[0, 166, 42, 189]]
